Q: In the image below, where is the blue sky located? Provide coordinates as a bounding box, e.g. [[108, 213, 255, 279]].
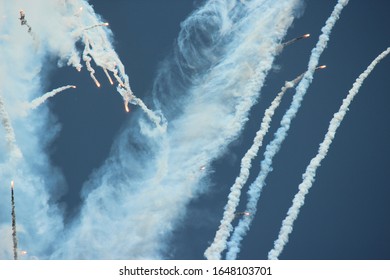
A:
[[1, 0, 389, 260]]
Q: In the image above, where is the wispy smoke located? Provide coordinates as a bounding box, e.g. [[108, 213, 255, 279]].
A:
[[3, 0, 381, 261], [0, 0, 133, 259], [226, 0, 349, 260], [268, 47, 390, 260], [50, 0, 303, 259]]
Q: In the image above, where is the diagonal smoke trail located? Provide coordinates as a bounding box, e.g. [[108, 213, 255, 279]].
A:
[[204, 74, 304, 260], [268, 47, 390, 260], [226, 0, 349, 260], [27, 85, 76, 110], [11, 181, 18, 260]]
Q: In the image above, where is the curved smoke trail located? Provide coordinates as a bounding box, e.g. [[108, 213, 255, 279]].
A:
[[50, 0, 303, 259], [226, 0, 349, 260], [204, 74, 304, 260], [27, 85, 76, 111], [268, 47, 390, 260]]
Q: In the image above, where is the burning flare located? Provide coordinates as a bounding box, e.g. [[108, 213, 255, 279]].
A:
[[316, 65, 327, 70], [124, 101, 130, 113]]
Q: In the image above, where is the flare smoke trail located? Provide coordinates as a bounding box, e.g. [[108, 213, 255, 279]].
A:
[[282, 33, 310, 47], [50, 0, 303, 259], [226, 0, 349, 260], [81, 37, 101, 88], [71, 2, 164, 128], [83, 22, 109, 32], [27, 85, 76, 110], [204, 73, 304, 260], [11, 181, 18, 260], [268, 47, 390, 260]]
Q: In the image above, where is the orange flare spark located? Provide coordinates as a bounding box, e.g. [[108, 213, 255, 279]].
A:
[[124, 102, 130, 113], [11, 180, 14, 189], [303, 33, 310, 38], [315, 65, 327, 70]]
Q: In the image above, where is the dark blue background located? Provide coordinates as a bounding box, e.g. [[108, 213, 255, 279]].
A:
[[48, 1, 390, 259]]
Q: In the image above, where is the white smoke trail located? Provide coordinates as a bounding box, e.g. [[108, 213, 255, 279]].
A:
[[204, 74, 304, 260], [268, 47, 390, 260], [27, 85, 76, 110], [81, 36, 101, 88], [226, 0, 349, 260], [50, 0, 303, 259]]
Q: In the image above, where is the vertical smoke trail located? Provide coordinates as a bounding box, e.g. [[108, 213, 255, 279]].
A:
[[268, 47, 390, 260], [81, 37, 101, 88], [226, 0, 349, 260], [27, 85, 76, 110], [204, 74, 304, 260], [11, 180, 18, 260]]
